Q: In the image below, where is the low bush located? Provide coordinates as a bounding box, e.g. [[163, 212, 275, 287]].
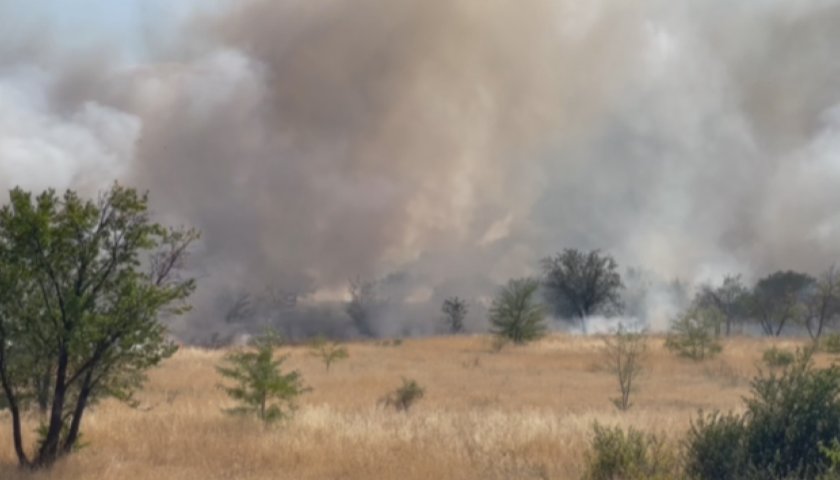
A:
[[380, 378, 425, 412], [761, 346, 795, 368], [582, 423, 676, 480], [822, 334, 840, 354]]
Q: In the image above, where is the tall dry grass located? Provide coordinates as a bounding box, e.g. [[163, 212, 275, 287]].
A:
[[0, 334, 818, 479]]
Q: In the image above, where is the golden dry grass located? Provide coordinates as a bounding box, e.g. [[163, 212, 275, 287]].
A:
[[0, 334, 821, 479]]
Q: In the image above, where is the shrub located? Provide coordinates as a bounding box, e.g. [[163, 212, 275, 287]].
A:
[[820, 439, 840, 480], [761, 346, 795, 368], [380, 378, 425, 412], [686, 348, 840, 479], [684, 410, 747, 480], [601, 325, 647, 411], [217, 331, 308, 423], [742, 348, 840, 478], [582, 423, 676, 480], [489, 277, 547, 345], [309, 336, 349, 372], [665, 307, 723, 361], [822, 334, 840, 354]]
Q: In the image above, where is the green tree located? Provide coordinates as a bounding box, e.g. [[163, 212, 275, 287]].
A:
[[803, 266, 840, 341], [665, 307, 723, 361], [489, 277, 547, 345], [749, 270, 814, 337], [541, 249, 623, 334], [308, 336, 349, 372], [217, 331, 307, 423], [0, 184, 197, 468], [694, 274, 749, 336], [441, 296, 468, 334]]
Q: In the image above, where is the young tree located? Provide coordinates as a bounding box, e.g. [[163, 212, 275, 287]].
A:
[[601, 324, 647, 411], [694, 274, 749, 336], [441, 296, 468, 334], [541, 249, 623, 334], [217, 331, 307, 423], [803, 266, 840, 340], [749, 270, 814, 336], [0, 184, 197, 468], [489, 278, 547, 345], [308, 336, 349, 372], [665, 307, 723, 361]]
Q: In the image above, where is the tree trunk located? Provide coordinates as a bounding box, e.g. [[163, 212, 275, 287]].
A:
[[775, 318, 787, 337], [61, 371, 94, 454], [0, 372, 31, 467], [35, 347, 69, 468]]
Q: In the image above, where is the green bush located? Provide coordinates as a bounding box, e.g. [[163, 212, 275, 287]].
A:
[[819, 439, 840, 480], [684, 411, 746, 480], [685, 349, 840, 479], [761, 346, 795, 368], [216, 331, 308, 423], [489, 277, 547, 345], [380, 378, 425, 412], [743, 349, 840, 478], [822, 334, 840, 354], [582, 423, 676, 480], [665, 307, 723, 361], [309, 336, 349, 372]]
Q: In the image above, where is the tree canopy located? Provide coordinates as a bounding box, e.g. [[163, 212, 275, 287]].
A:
[[749, 270, 814, 336], [0, 184, 197, 468], [541, 249, 623, 333]]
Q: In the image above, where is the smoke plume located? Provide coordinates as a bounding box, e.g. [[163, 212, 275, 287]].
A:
[[2, 0, 840, 339]]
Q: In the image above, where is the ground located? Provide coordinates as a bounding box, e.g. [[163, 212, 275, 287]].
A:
[[0, 334, 820, 479]]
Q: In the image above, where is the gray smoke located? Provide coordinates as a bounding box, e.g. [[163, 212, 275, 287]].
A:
[[2, 0, 840, 339]]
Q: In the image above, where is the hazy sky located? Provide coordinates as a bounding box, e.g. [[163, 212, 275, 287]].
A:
[[2, 0, 840, 336]]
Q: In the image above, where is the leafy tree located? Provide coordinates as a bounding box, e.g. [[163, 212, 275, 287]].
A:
[[601, 324, 647, 411], [217, 331, 307, 423], [541, 249, 623, 333], [803, 266, 840, 340], [694, 275, 749, 336], [0, 184, 196, 468], [441, 296, 468, 334], [749, 270, 814, 336], [345, 277, 383, 337], [665, 307, 723, 361], [489, 277, 547, 345], [308, 336, 349, 372]]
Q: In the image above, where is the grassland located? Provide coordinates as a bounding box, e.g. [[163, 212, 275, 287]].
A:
[[0, 334, 820, 479]]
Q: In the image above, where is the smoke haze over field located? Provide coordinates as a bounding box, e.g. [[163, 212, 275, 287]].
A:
[[2, 0, 840, 339]]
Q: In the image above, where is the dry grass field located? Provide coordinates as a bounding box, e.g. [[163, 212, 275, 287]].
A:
[[0, 334, 822, 479]]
